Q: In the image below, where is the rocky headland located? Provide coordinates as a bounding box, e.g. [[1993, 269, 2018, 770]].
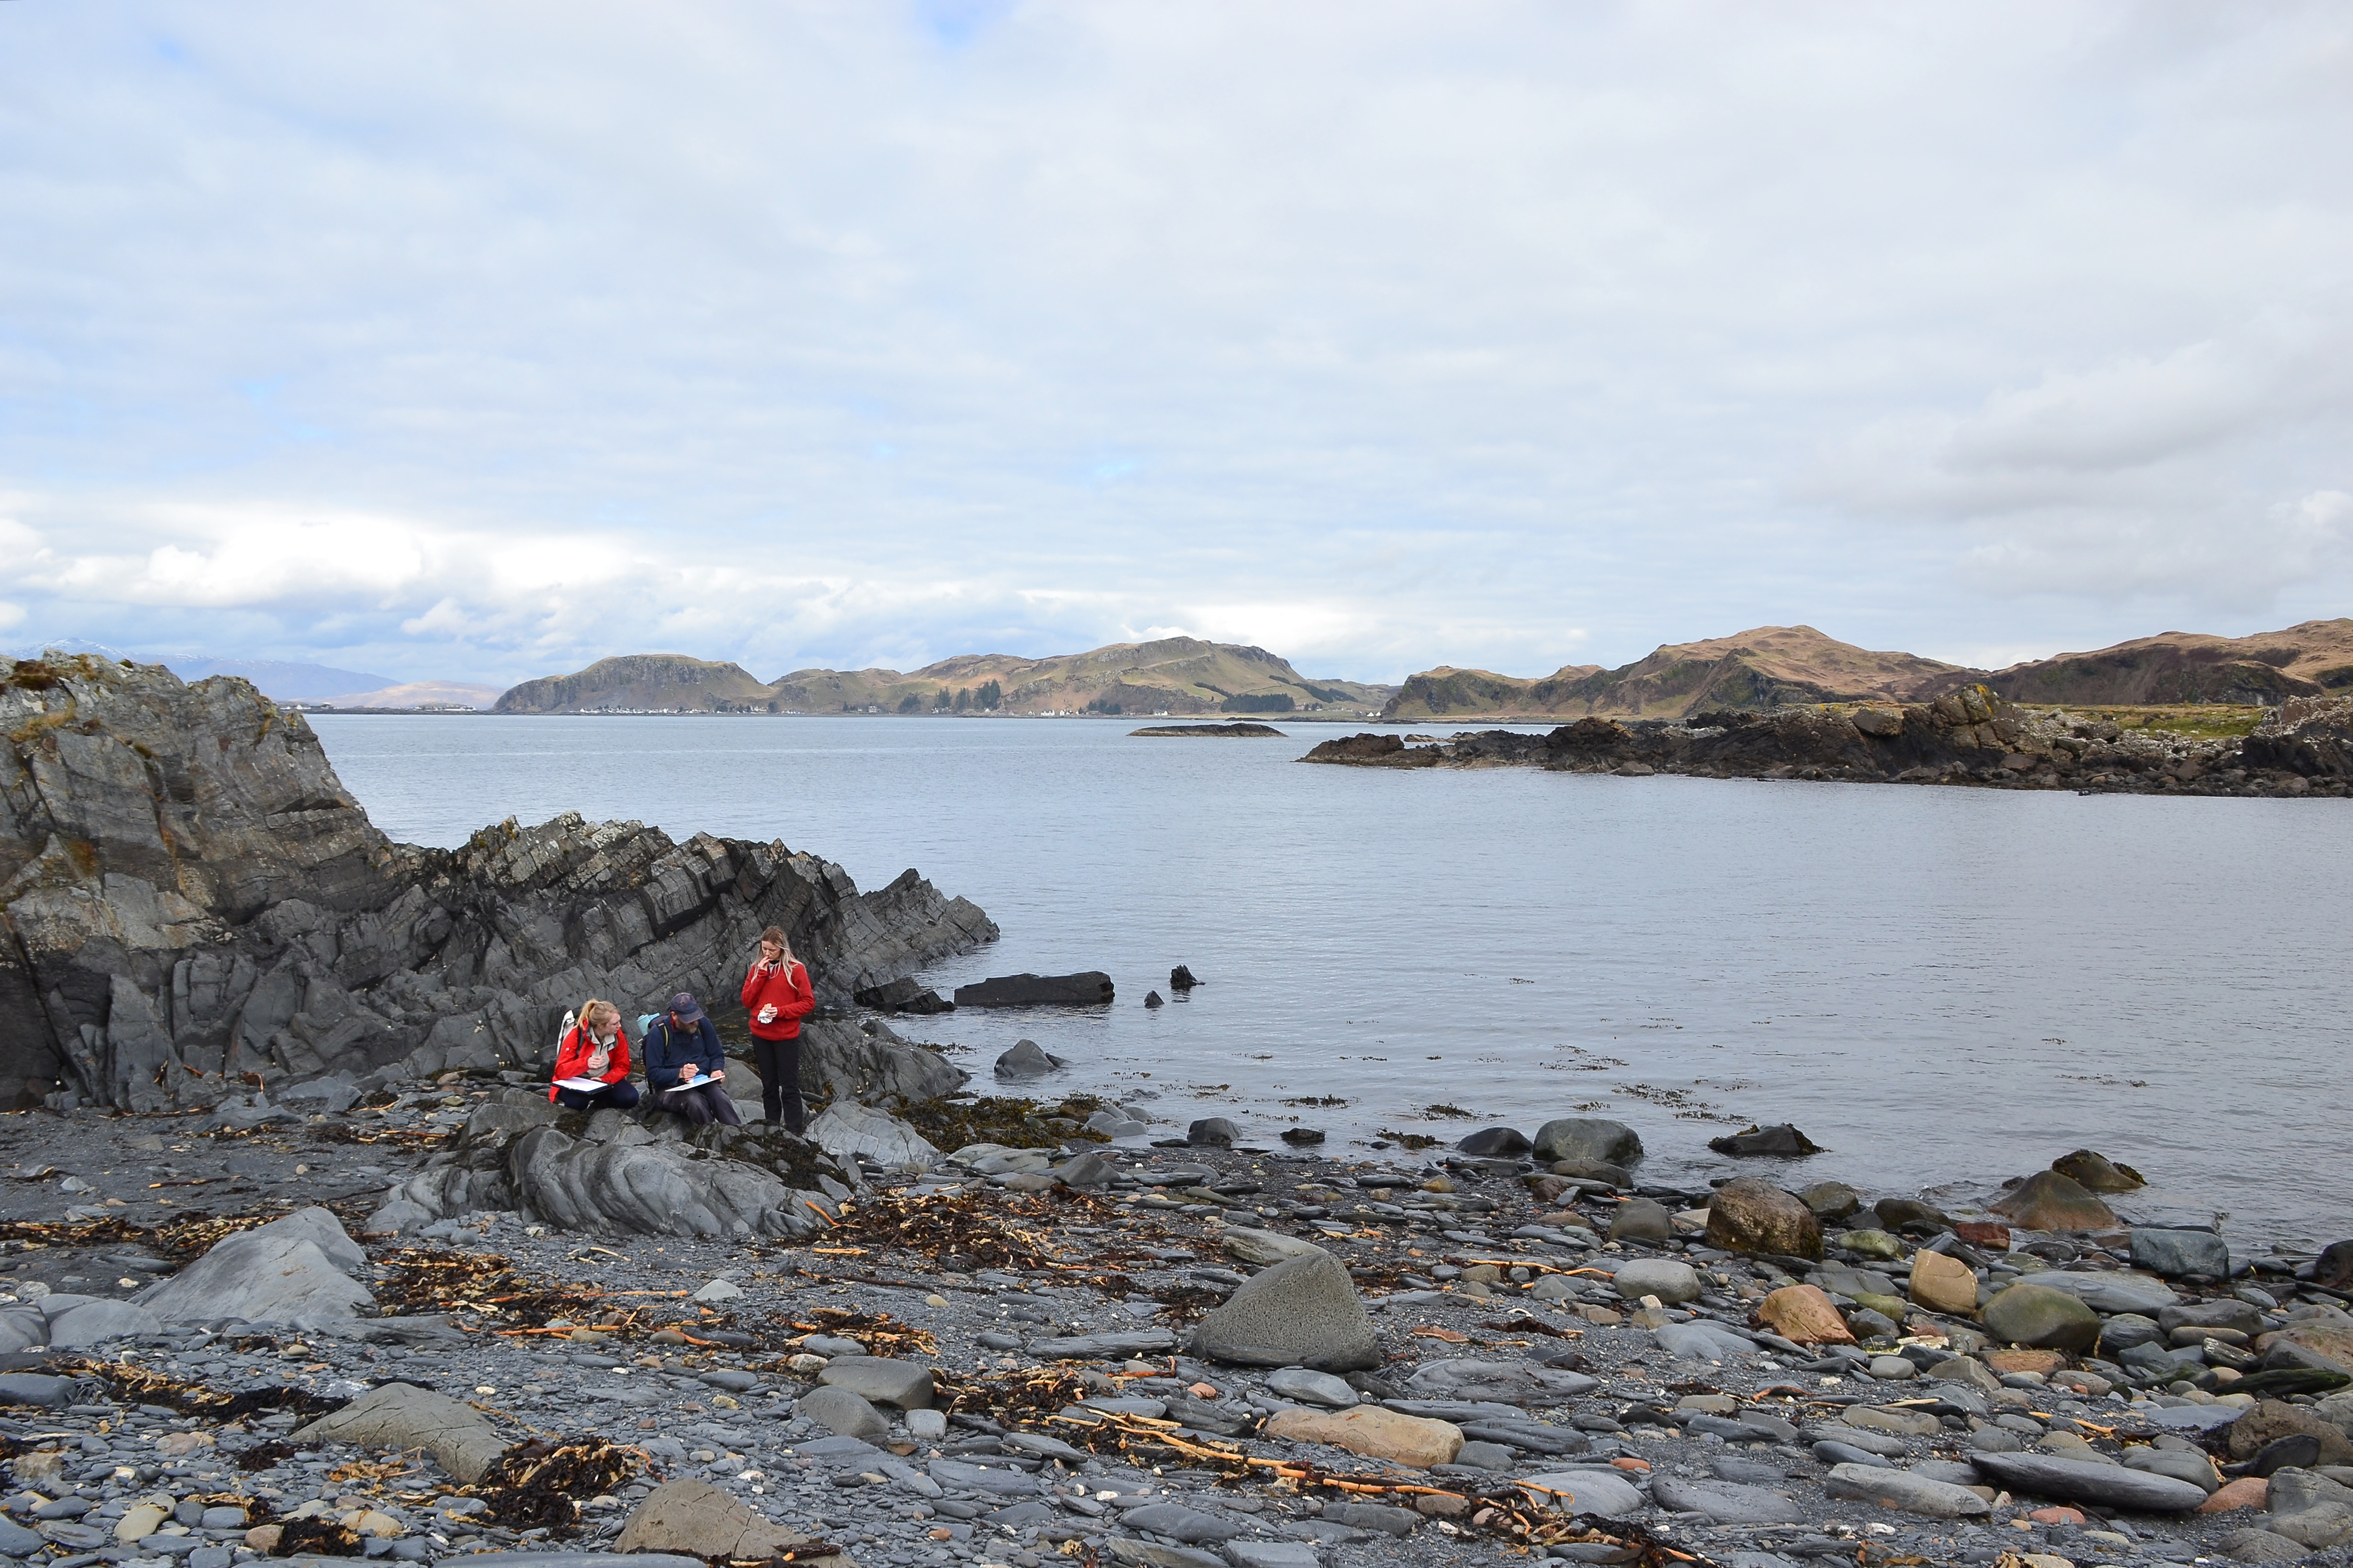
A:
[[5, 651, 2353, 1568], [1305, 688, 2353, 798]]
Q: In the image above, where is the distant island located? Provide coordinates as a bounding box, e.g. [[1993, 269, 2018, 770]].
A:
[[1382, 620, 2353, 721], [1128, 721, 1286, 737], [489, 637, 1394, 718]]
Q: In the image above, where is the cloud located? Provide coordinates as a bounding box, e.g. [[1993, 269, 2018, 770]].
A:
[[1, 2, 2349, 682]]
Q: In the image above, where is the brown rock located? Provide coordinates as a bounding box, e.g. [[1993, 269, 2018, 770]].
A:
[[2257, 1323, 2353, 1375], [1954, 1220, 2013, 1250], [1704, 1177, 1824, 1259], [2225, 1402, 2353, 1467], [2051, 1149, 2147, 1191], [2199, 1477, 2270, 1514], [1988, 1170, 2118, 1232], [1262, 1406, 1464, 1469], [1984, 1348, 2066, 1376], [1755, 1284, 1855, 1345], [614, 1479, 842, 1562], [1909, 1250, 1980, 1315]]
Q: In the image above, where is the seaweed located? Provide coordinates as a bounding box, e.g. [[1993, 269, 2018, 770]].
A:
[[469, 1436, 645, 1533]]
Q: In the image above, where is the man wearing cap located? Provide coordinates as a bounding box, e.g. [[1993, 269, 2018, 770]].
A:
[[642, 991, 742, 1127]]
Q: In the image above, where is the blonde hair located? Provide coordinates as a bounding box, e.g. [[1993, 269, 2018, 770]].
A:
[[578, 998, 621, 1033]]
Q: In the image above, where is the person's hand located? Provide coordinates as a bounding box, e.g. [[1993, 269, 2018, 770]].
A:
[[758, 1003, 778, 1023], [709, 1067, 725, 1081]]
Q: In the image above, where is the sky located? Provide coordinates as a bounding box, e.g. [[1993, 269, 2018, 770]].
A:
[[3, 2, 2349, 689]]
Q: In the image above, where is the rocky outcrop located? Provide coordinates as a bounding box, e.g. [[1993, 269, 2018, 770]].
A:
[[0, 655, 996, 1110], [373, 1100, 851, 1239], [1305, 682, 2347, 796]]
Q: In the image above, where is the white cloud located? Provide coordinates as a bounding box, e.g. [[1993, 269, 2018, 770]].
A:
[[1, 2, 2348, 683]]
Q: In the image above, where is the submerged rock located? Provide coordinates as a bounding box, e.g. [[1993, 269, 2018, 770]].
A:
[[953, 972, 1115, 1007], [1989, 1170, 2119, 1232], [993, 1039, 1069, 1078], [2052, 1147, 2147, 1191], [1708, 1123, 1823, 1158]]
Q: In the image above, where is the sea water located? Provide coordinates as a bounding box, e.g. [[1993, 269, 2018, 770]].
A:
[[312, 714, 2353, 1240]]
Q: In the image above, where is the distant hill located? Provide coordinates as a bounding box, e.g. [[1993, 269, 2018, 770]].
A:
[[1387, 627, 1974, 720], [495, 638, 1397, 717], [162, 657, 401, 701], [494, 654, 777, 714], [315, 680, 504, 710], [1983, 619, 2353, 707], [4, 643, 403, 702]]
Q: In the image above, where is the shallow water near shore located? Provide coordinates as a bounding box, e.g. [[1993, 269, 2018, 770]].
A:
[[313, 714, 2352, 1242]]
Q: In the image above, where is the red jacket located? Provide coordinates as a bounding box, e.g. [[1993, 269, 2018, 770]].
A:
[[549, 1024, 632, 1102], [741, 958, 815, 1040]]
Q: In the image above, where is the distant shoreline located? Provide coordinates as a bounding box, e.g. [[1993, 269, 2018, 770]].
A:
[[294, 706, 1394, 721]]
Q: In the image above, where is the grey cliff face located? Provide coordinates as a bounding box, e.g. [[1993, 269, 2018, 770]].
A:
[[0, 654, 996, 1111]]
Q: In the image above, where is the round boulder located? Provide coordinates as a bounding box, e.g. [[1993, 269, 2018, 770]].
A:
[[1532, 1117, 1643, 1167], [1609, 1198, 1673, 1244], [1704, 1177, 1823, 1259], [1610, 1258, 1701, 1305], [1802, 1181, 1862, 1220], [1980, 1282, 2101, 1353]]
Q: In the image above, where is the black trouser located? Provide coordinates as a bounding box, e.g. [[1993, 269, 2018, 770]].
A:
[[753, 1035, 804, 1132], [554, 1080, 641, 1112], [657, 1082, 741, 1126]]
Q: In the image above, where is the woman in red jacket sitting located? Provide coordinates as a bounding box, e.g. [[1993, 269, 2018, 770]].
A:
[[549, 998, 641, 1110], [740, 925, 816, 1131]]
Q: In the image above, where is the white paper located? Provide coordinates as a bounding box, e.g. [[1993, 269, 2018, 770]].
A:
[[552, 1076, 614, 1093]]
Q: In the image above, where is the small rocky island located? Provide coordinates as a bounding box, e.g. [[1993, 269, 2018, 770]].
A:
[[1303, 688, 2353, 796], [1, 652, 2350, 1568], [1128, 724, 1286, 738]]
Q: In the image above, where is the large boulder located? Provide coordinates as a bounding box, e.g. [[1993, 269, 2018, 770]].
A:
[[1188, 1251, 1378, 1371], [951, 972, 1114, 1007], [1611, 1259, 1701, 1305], [1531, 1118, 1643, 1167], [136, 1208, 373, 1324], [1980, 1283, 2100, 1353], [292, 1384, 507, 1483], [1755, 1284, 1855, 1344], [1705, 1178, 1823, 1259], [1989, 1170, 2117, 1232], [1909, 1250, 1981, 1315], [2133, 1228, 2231, 1279]]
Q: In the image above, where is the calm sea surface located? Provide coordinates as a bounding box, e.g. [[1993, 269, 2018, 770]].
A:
[[311, 715, 2351, 1242]]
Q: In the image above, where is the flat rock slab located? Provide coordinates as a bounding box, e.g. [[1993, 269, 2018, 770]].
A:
[[815, 1355, 934, 1408], [1968, 1450, 2210, 1511], [1405, 1358, 1598, 1405], [1266, 1367, 1357, 1408], [928, 1459, 1044, 1496], [1651, 1477, 1804, 1523], [46, 1301, 162, 1347], [1106, 1542, 1224, 1568], [292, 1383, 506, 1484], [2027, 1270, 2181, 1316], [1223, 1544, 1319, 1568], [1655, 1320, 1757, 1363], [614, 1479, 840, 1562], [1518, 1469, 1646, 1519], [1221, 1227, 1325, 1266], [1822, 1465, 1990, 1519], [1031, 1330, 1178, 1359], [1120, 1505, 1246, 1544]]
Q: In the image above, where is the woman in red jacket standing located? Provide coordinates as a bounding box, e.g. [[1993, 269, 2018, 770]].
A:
[[549, 998, 640, 1110], [741, 925, 816, 1131]]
